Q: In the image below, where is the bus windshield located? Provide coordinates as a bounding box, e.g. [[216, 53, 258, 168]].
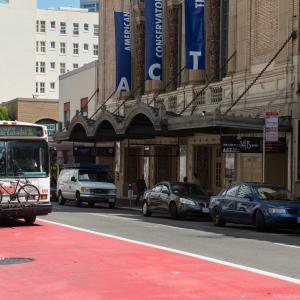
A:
[[0, 140, 49, 177]]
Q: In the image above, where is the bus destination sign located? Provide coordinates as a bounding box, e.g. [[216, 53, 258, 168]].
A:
[[0, 125, 44, 137]]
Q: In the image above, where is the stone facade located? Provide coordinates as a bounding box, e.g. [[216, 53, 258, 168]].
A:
[[87, 0, 300, 195], [3, 98, 59, 124]]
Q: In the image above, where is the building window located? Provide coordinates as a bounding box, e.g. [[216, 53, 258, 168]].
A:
[[73, 23, 79, 35], [40, 82, 45, 94], [84, 23, 89, 31], [83, 43, 89, 51], [40, 41, 46, 53], [35, 82, 39, 93], [40, 21, 46, 32], [36, 20, 39, 32], [73, 63, 79, 69], [64, 102, 70, 128], [60, 63, 66, 74], [73, 43, 79, 55], [50, 21, 56, 29], [36, 41, 39, 52], [93, 44, 98, 56], [50, 41, 56, 49], [50, 82, 55, 90], [60, 22, 66, 34], [80, 97, 88, 117], [60, 42, 66, 54], [40, 61, 45, 73], [36, 62, 39, 73], [93, 24, 99, 36], [50, 62, 55, 70]]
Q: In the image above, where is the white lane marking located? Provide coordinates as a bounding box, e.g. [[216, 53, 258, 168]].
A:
[[274, 243, 300, 250], [39, 219, 300, 285], [88, 213, 223, 236]]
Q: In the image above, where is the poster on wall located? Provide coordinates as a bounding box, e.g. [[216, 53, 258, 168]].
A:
[[145, 0, 164, 80], [265, 112, 279, 142], [185, 0, 205, 70], [114, 11, 131, 92]]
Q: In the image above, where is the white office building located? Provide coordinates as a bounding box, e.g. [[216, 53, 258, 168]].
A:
[[0, 0, 98, 102], [80, 0, 99, 12]]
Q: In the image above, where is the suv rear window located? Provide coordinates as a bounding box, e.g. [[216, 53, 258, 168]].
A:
[[78, 169, 113, 183]]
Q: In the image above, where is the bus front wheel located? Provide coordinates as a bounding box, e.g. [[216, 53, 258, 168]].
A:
[[24, 216, 36, 225]]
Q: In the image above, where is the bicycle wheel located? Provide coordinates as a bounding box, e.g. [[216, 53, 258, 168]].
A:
[[17, 184, 40, 204]]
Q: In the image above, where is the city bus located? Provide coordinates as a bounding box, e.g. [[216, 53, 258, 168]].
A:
[[0, 121, 52, 224]]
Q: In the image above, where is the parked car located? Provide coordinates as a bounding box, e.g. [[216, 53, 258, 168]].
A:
[[142, 181, 210, 219], [210, 182, 300, 231], [57, 163, 117, 208]]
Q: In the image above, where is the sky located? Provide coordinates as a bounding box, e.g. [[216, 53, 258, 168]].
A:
[[37, 0, 80, 9]]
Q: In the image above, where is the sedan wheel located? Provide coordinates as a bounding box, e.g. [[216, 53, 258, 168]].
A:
[[170, 202, 179, 219], [142, 201, 151, 216], [211, 206, 226, 227], [255, 210, 267, 232]]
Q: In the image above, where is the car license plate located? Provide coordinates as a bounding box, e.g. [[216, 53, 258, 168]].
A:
[[202, 208, 209, 213], [109, 198, 115, 203], [297, 217, 300, 224]]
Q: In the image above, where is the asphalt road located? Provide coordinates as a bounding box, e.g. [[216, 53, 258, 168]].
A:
[[41, 202, 300, 280]]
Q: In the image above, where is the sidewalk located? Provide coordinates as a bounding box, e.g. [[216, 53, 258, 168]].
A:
[[116, 198, 142, 211]]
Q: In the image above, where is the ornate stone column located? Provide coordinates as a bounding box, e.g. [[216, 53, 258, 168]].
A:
[[132, 1, 145, 97], [205, 0, 220, 81], [166, 0, 179, 92]]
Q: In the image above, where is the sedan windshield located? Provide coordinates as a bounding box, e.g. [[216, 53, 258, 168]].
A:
[[78, 170, 113, 183], [255, 186, 297, 201], [171, 182, 207, 197]]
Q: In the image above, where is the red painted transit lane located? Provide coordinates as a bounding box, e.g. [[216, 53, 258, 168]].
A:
[[0, 220, 300, 300]]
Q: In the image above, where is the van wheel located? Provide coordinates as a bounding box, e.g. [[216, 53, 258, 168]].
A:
[[109, 202, 115, 209], [75, 192, 82, 207], [58, 192, 65, 205], [24, 216, 36, 225], [88, 202, 95, 208]]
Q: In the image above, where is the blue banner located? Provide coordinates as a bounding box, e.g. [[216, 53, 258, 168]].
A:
[[114, 12, 131, 92], [185, 0, 205, 70], [145, 0, 164, 80]]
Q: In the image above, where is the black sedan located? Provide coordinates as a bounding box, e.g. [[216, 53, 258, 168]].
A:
[[142, 181, 210, 219]]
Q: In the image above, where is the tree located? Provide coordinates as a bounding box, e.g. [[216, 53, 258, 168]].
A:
[[0, 106, 9, 120]]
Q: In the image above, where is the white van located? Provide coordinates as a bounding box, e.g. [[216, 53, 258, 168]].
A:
[[57, 164, 117, 208]]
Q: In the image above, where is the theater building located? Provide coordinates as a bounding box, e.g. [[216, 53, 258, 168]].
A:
[[56, 0, 300, 198]]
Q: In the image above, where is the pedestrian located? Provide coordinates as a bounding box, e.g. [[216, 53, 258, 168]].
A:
[[193, 173, 201, 185], [183, 176, 188, 183], [135, 176, 147, 205]]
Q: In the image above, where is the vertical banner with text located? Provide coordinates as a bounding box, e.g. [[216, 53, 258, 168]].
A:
[[114, 12, 131, 92], [145, 0, 164, 80], [185, 0, 205, 70]]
